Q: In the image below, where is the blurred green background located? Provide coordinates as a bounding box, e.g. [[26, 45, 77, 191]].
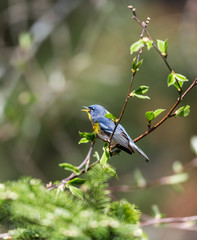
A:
[[0, 0, 197, 239]]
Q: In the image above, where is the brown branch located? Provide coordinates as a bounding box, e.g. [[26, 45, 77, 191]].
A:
[[134, 78, 197, 143], [141, 215, 197, 228]]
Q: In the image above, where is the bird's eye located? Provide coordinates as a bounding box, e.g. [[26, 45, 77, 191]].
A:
[[91, 107, 94, 111]]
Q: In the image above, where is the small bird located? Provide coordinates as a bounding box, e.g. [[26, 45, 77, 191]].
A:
[[82, 104, 149, 162]]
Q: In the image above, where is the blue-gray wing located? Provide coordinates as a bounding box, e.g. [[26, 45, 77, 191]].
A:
[[112, 124, 133, 151], [97, 117, 149, 161], [98, 118, 132, 150]]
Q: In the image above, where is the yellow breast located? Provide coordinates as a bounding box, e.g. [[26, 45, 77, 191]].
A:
[[93, 122, 100, 134]]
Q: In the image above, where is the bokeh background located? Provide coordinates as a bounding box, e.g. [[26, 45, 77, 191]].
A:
[[0, 0, 197, 239]]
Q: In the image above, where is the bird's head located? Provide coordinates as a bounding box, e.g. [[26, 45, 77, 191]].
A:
[[82, 104, 107, 122]]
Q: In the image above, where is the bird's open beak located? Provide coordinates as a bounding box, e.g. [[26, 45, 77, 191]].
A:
[[81, 106, 89, 112]]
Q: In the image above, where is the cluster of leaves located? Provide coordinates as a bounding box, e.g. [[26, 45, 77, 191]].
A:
[[130, 38, 190, 127], [0, 163, 146, 240]]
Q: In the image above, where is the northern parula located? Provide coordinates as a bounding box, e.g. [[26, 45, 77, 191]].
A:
[[82, 104, 149, 162]]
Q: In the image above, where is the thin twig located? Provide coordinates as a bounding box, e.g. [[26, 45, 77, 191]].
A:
[[109, 157, 197, 193], [108, 9, 150, 147], [131, 10, 183, 93], [141, 215, 197, 228], [47, 142, 96, 190], [134, 78, 197, 143]]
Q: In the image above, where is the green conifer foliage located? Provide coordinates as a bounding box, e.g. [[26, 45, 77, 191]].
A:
[[0, 164, 146, 240]]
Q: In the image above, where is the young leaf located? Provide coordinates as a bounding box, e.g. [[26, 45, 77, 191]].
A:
[[67, 178, 86, 185], [145, 109, 165, 122], [175, 105, 190, 117], [68, 185, 83, 199], [157, 39, 168, 56], [130, 39, 145, 55], [78, 131, 95, 144], [135, 59, 143, 69], [154, 109, 165, 118], [133, 94, 150, 100], [105, 113, 117, 122], [167, 73, 175, 86], [78, 138, 89, 144], [132, 57, 136, 69], [93, 151, 100, 161], [164, 39, 168, 53], [134, 86, 149, 95], [174, 73, 188, 82], [173, 80, 183, 91], [145, 39, 153, 51], [100, 148, 110, 166], [132, 58, 143, 73], [145, 111, 155, 122], [59, 163, 80, 175], [130, 86, 150, 99]]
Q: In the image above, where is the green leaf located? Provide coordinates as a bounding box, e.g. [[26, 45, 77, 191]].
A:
[[168, 72, 188, 90], [145, 111, 155, 122], [145, 39, 153, 51], [68, 185, 83, 199], [173, 80, 183, 91], [154, 109, 165, 118], [79, 131, 95, 141], [67, 178, 86, 185], [130, 39, 145, 55], [132, 58, 143, 73], [78, 131, 95, 144], [164, 39, 168, 52], [134, 86, 149, 95], [143, 37, 153, 50], [133, 94, 150, 100], [93, 151, 100, 161], [105, 113, 117, 122], [132, 57, 136, 69], [59, 163, 80, 175], [100, 148, 110, 166], [145, 109, 165, 123], [135, 59, 143, 69], [130, 86, 150, 100], [78, 138, 89, 144], [167, 73, 176, 86], [175, 105, 190, 117], [174, 73, 188, 82], [157, 39, 168, 56]]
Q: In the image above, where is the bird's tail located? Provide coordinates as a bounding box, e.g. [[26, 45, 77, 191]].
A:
[[129, 141, 150, 162]]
